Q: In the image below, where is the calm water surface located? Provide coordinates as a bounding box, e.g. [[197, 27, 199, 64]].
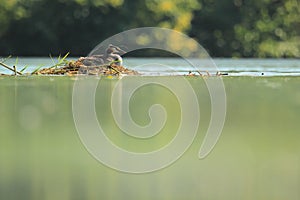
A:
[[1, 57, 300, 76], [0, 58, 300, 199]]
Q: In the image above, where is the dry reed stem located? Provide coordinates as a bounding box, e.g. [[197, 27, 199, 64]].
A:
[[0, 62, 22, 75]]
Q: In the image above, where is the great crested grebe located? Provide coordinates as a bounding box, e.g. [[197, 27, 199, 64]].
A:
[[81, 44, 126, 66]]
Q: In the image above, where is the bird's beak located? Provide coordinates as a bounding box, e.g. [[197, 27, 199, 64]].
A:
[[110, 44, 126, 54], [117, 47, 126, 54]]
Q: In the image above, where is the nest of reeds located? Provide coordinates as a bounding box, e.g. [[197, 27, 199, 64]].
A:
[[34, 58, 139, 76], [0, 54, 139, 76]]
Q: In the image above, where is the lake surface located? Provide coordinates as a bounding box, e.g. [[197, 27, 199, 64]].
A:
[[0, 58, 300, 199], [1, 57, 300, 76]]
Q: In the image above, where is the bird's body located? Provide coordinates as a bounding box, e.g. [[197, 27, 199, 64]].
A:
[[81, 44, 125, 66]]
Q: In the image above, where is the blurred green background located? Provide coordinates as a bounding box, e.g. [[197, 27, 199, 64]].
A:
[[1, 76, 300, 199], [0, 0, 299, 57]]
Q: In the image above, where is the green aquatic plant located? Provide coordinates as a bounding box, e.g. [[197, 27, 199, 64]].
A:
[[20, 65, 28, 73], [30, 64, 44, 75], [31, 52, 70, 75], [49, 52, 70, 69]]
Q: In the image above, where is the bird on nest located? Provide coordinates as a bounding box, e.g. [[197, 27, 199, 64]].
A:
[[80, 44, 126, 66]]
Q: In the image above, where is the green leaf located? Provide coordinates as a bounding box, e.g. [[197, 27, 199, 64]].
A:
[[20, 65, 28, 72], [31, 64, 44, 75], [14, 57, 19, 66], [48, 52, 70, 69]]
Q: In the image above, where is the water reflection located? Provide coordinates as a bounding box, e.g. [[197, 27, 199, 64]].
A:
[[0, 76, 300, 199]]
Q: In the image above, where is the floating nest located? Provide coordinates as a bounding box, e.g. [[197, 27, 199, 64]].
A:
[[34, 58, 139, 76], [0, 56, 139, 76]]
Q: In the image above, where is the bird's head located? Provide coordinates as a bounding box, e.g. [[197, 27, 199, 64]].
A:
[[106, 44, 126, 55]]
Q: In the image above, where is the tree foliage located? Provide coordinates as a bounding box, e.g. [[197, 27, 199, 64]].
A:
[[234, 0, 300, 57], [0, 0, 299, 57]]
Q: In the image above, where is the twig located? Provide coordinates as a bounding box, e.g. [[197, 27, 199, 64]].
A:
[[109, 65, 121, 74], [13, 66, 17, 76], [196, 70, 203, 76], [0, 61, 22, 75]]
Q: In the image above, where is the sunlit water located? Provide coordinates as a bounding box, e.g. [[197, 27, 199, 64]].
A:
[[0, 58, 300, 199], [1, 57, 300, 76]]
